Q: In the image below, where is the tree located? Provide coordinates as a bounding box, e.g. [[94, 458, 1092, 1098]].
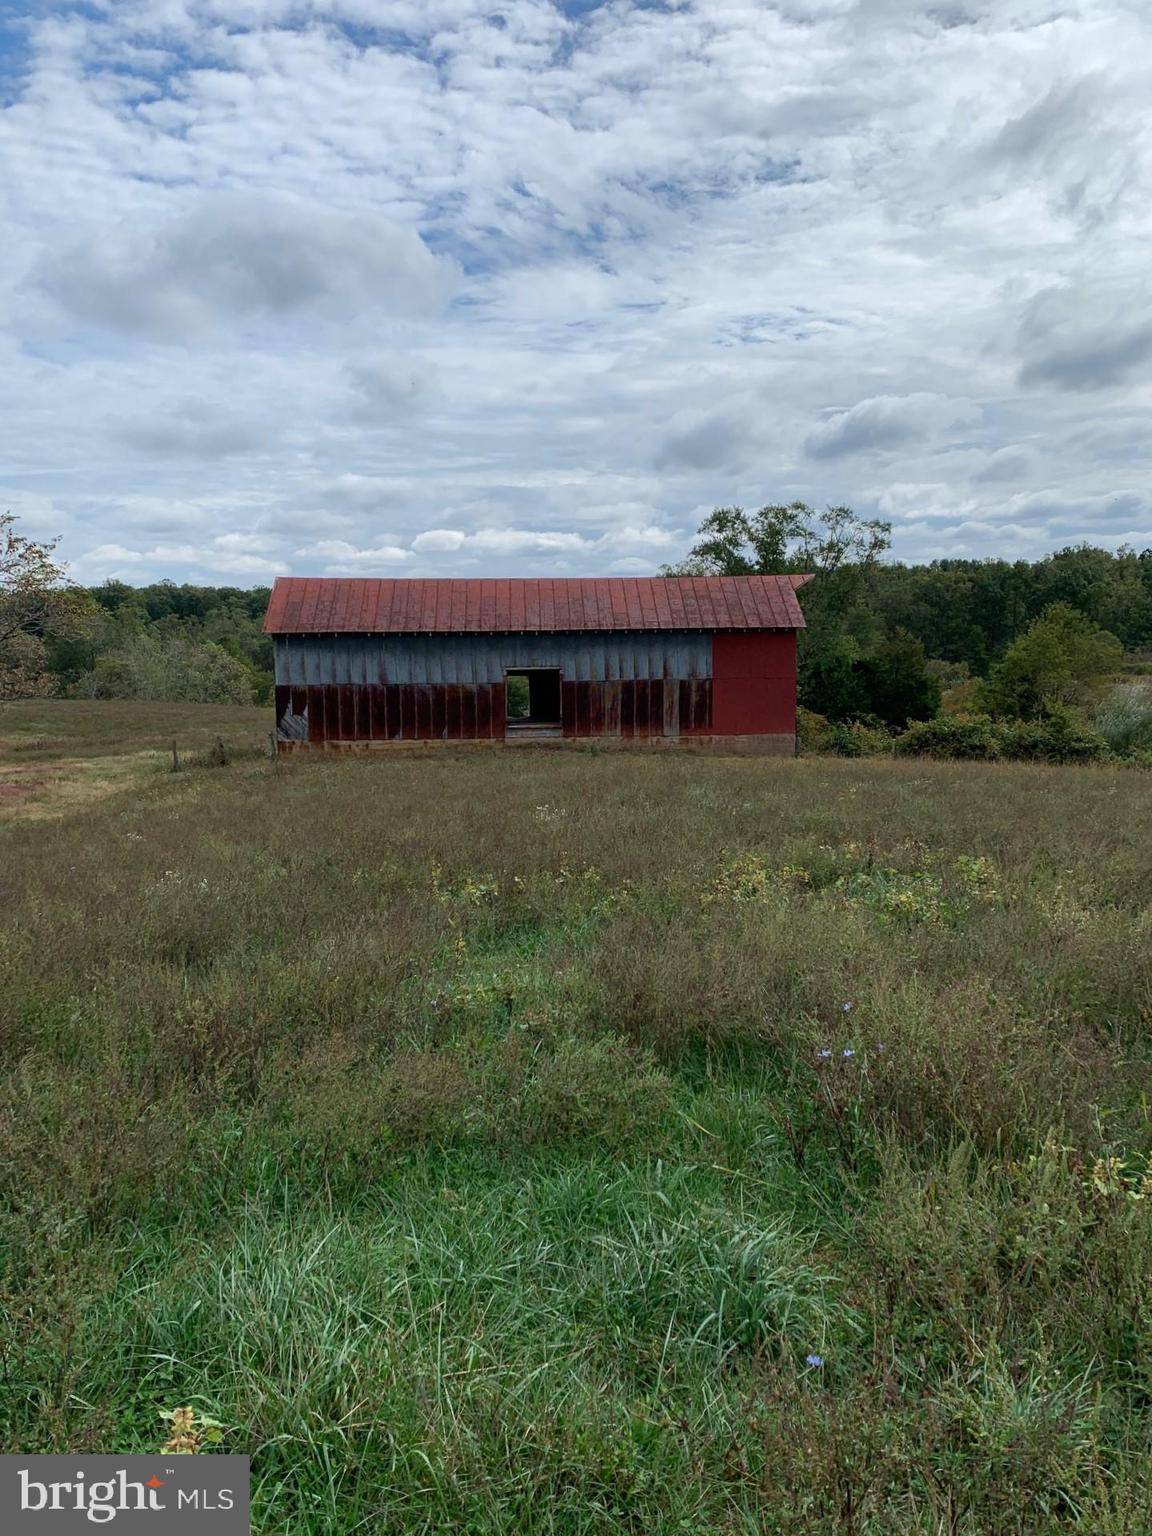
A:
[[0, 512, 85, 699], [856, 630, 941, 727], [85, 630, 257, 705], [978, 603, 1123, 719], [663, 501, 891, 579], [664, 500, 895, 721]]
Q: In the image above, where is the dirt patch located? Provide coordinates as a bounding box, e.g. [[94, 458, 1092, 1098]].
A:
[[0, 753, 160, 824]]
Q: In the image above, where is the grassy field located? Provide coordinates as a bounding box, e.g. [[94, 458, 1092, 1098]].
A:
[[2, 701, 1152, 1533]]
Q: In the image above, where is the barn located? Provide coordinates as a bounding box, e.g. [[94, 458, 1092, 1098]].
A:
[[263, 575, 812, 754]]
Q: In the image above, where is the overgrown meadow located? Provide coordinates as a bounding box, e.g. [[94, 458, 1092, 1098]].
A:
[[2, 702, 1152, 1533]]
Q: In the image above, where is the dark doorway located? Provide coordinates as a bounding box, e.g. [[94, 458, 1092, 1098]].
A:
[[505, 668, 562, 736]]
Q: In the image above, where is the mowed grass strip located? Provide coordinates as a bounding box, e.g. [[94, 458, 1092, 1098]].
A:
[[2, 701, 1152, 1533]]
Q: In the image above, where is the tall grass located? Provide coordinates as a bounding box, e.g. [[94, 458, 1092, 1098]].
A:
[[2, 702, 1152, 1531], [1095, 681, 1152, 756]]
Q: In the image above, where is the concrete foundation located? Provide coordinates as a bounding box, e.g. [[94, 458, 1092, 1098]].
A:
[[277, 733, 797, 757]]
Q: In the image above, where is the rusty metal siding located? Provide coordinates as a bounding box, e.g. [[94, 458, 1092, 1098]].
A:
[[273, 632, 712, 688], [278, 678, 719, 745]]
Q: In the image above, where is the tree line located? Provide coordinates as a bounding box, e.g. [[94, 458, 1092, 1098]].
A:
[[0, 515, 271, 706], [3, 509, 1151, 750]]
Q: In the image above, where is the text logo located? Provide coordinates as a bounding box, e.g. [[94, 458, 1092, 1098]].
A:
[[1, 1457, 249, 1532]]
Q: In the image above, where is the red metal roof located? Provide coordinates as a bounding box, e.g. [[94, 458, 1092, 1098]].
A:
[[264, 576, 812, 634]]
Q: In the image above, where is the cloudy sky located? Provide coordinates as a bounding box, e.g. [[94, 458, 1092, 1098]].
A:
[[1, 0, 1150, 585]]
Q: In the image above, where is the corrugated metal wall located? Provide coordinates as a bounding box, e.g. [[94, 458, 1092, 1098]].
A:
[[274, 678, 715, 744], [273, 632, 710, 685], [273, 631, 716, 744], [272, 630, 797, 745]]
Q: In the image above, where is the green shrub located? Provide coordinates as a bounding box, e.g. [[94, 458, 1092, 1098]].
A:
[[826, 720, 892, 757], [854, 629, 942, 727], [895, 714, 1001, 760], [85, 633, 257, 706], [896, 706, 1114, 765], [998, 706, 1109, 764], [795, 706, 833, 754], [0, 1057, 207, 1226], [798, 709, 891, 757]]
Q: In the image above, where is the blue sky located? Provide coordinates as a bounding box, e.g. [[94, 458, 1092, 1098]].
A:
[[1, 0, 1150, 584]]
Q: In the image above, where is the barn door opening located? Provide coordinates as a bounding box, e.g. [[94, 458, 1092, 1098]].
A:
[[505, 668, 562, 739]]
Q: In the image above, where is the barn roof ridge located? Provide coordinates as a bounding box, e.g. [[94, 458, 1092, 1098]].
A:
[[264, 575, 812, 635]]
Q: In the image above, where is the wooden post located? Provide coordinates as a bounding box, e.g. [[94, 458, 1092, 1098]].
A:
[[171, 740, 180, 773]]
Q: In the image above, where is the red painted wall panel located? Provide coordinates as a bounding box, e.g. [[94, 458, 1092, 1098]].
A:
[[713, 631, 797, 680], [711, 632, 798, 735]]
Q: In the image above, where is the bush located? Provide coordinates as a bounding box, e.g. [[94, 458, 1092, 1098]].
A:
[[895, 715, 1001, 761], [796, 707, 834, 754], [998, 705, 1109, 764], [268, 1031, 672, 1158], [896, 708, 1111, 765], [827, 720, 892, 757], [798, 709, 891, 757]]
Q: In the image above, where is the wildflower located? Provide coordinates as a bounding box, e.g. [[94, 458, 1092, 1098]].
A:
[[159, 1405, 225, 1454], [841, 1048, 855, 1059], [160, 1407, 201, 1455], [816, 1048, 832, 1060], [841, 1001, 854, 1013], [805, 1354, 823, 1368]]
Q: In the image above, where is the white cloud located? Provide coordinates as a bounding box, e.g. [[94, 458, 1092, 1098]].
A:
[[406, 524, 681, 561], [293, 539, 411, 564], [40, 193, 457, 342], [114, 398, 276, 457], [0, 0, 1150, 578], [1017, 283, 1152, 391], [654, 402, 766, 472], [73, 535, 284, 580], [805, 395, 983, 460]]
